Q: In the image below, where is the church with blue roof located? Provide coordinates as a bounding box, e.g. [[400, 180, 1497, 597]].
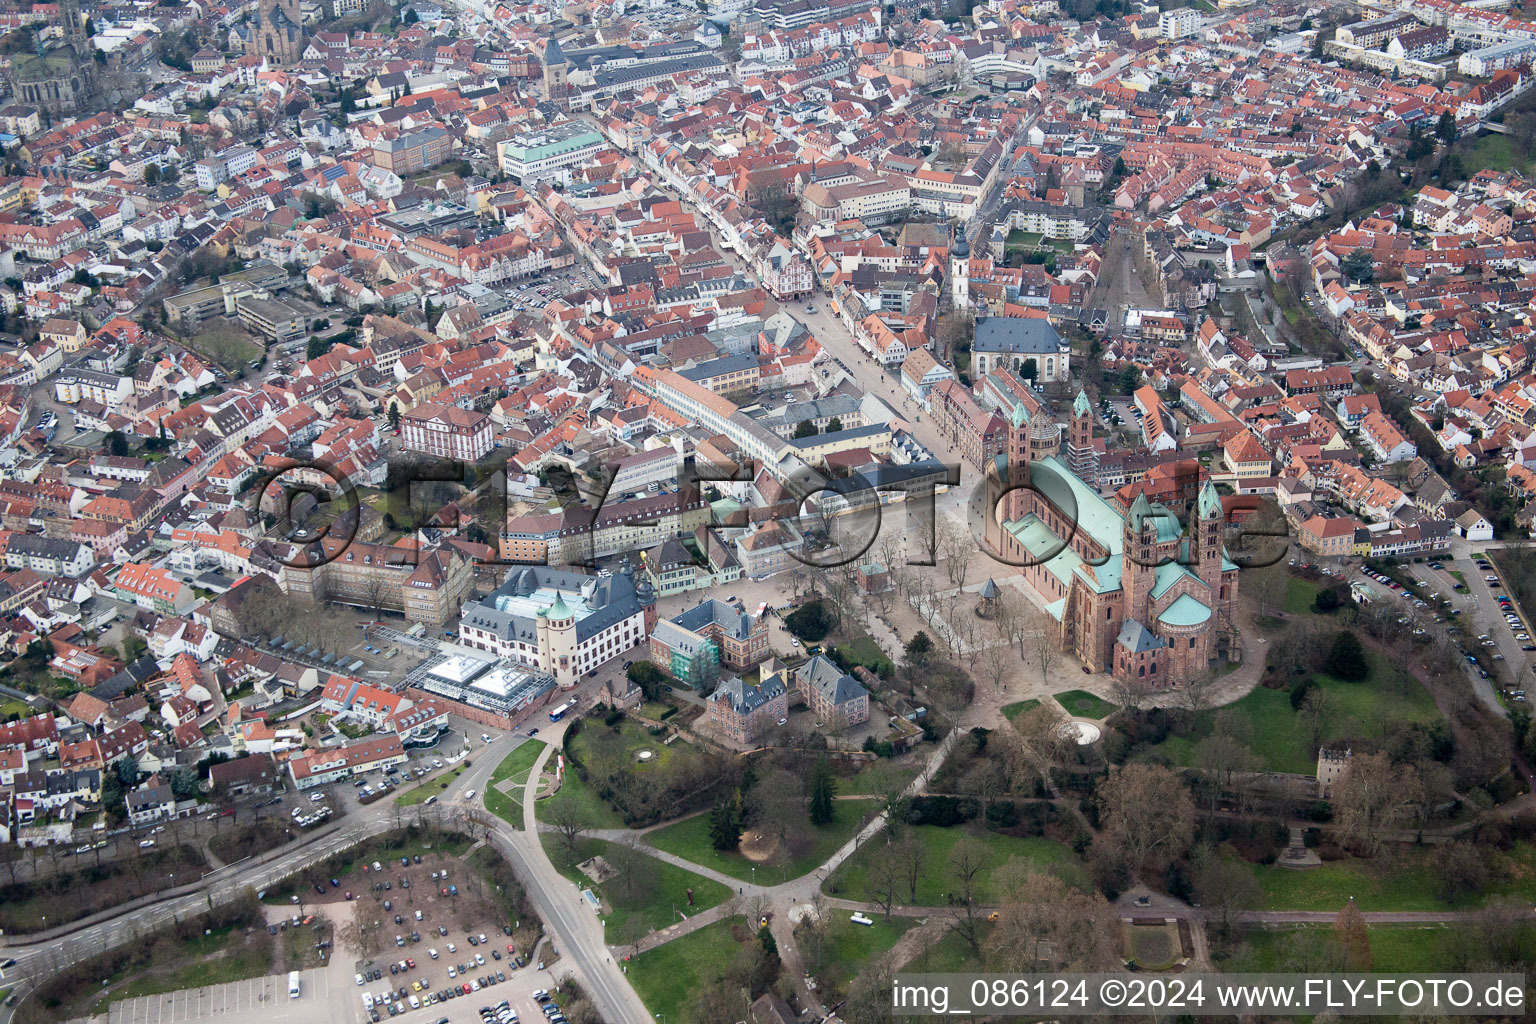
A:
[[982, 391, 1239, 687]]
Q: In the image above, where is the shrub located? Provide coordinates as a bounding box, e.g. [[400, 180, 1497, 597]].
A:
[[984, 801, 1019, 829], [905, 795, 978, 827], [784, 601, 836, 642]]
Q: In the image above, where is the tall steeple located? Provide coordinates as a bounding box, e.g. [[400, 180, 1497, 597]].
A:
[[950, 231, 970, 310], [1067, 389, 1098, 485], [1195, 478, 1225, 598], [543, 35, 569, 108]]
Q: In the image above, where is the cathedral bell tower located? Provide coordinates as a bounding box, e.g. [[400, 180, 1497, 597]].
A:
[[1195, 479, 1225, 601]]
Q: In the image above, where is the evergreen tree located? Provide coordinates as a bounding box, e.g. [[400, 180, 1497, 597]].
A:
[[1324, 629, 1369, 682], [1436, 109, 1457, 145], [707, 799, 741, 850], [904, 630, 934, 665], [388, 402, 401, 430], [826, 416, 843, 432], [807, 757, 837, 826], [757, 923, 777, 956]]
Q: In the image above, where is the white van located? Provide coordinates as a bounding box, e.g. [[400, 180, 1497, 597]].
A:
[[289, 972, 301, 999]]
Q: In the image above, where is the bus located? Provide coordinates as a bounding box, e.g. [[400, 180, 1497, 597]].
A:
[[288, 972, 301, 999], [548, 699, 577, 722]]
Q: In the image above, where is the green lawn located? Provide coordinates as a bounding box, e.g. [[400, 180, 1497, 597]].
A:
[[835, 634, 891, 674], [540, 835, 732, 944], [396, 763, 467, 806], [627, 916, 748, 1023], [1246, 848, 1458, 912], [815, 915, 914, 992], [1001, 699, 1041, 721], [1282, 577, 1322, 615], [1052, 690, 1117, 720], [1149, 650, 1440, 775], [837, 763, 918, 796], [535, 723, 689, 830], [1232, 925, 1456, 972], [1466, 132, 1533, 178], [902, 922, 989, 973], [0, 699, 31, 719], [646, 802, 874, 883], [535, 759, 628, 831], [484, 740, 545, 828], [825, 825, 1086, 906]]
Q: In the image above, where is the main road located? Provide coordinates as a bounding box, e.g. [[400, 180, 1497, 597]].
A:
[[0, 730, 651, 1024]]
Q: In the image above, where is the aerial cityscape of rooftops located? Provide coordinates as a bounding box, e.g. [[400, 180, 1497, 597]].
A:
[[4, 0, 1536, 1016]]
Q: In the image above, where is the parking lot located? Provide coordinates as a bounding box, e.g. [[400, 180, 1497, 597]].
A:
[[325, 846, 557, 1024], [1365, 553, 1516, 710], [502, 269, 602, 315], [106, 968, 333, 1024]]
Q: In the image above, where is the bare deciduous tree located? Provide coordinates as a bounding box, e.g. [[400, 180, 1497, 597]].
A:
[[1333, 752, 1422, 855], [984, 861, 1120, 971], [1096, 764, 1196, 876]]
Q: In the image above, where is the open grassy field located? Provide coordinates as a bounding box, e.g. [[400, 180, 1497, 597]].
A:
[[646, 801, 874, 884], [1466, 132, 1534, 178], [825, 825, 1086, 906], [1149, 650, 1439, 775], [1052, 690, 1117, 720], [540, 835, 731, 943], [1282, 577, 1322, 615], [1001, 699, 1041, 721], [626, 916, 749, 1022], [902, 923, 989, 972], [483, 740, 545, 828], [1232, 924, 1457, 972], [1245, 848, 1456, 912], [814, 915, 914, 992], [534, 756, 629, 831]]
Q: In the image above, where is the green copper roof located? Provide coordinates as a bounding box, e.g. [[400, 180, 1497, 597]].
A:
[[1197, 480, 1223, 520], [1074, 389, 1092, 417], [546, 593, 571, 620], [1005, 514, 1082, 590], [1010, 400, 1029, 429], [1151, 561, 1202, 600], [1044, 597, 1066, 621], [1157, 593, 1213, 628]]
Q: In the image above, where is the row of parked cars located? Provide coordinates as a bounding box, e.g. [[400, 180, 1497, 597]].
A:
[[361, 966, 514, 1021]]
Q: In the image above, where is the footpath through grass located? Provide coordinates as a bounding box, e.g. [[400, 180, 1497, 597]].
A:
[[825, 825, 1087, 905], [627, 916, 748, 1022], [540, 835, 731, 943], [646, 802, 875, 884], [484, 740, 545, 828]]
